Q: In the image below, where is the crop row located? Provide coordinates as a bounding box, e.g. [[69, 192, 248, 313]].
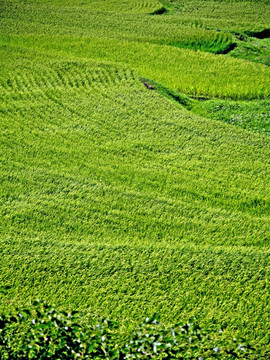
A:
[[1, 238, 270, 347], [4, 0, 164, 14], [3, 35, 269, 100], [3, 0, 269, 38], [161, 0, 270, 34], [1, 1, 234, 54]]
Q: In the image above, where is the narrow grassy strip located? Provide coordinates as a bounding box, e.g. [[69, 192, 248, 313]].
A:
[[160, 0, 270, 34], [228, 37, 270, 66], [139, 78, 270, 136], [191, 99, 270, 136], [4, 0, 164, 14], [2, 35, 269, 99], [0, 1, 234, 54]]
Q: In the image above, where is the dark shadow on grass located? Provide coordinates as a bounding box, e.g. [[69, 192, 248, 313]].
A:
[[252, 29, 270, 39], [151, 7, 167, 15], [217, 42, 237, 54], [140, 78, 192, 109]]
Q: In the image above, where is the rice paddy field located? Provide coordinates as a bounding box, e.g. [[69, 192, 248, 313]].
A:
[[0, 0, 270, 356]]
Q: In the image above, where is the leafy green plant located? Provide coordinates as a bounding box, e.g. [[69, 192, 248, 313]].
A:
[[0, 301, 267, 359], [0, 300, 120, 359]]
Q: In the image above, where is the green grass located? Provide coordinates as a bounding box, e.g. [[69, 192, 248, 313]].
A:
[[138, 78, 270, 135], [0, 1, 234, 54], [229, 36, 270, 66], [1, 58, 269, 346], [160, 0, 270, 34], [4, 0, 164, 14], [1, 0, 269, 100], [1, 0, 270, 355], [1, 240, 270, 346], [2, 35, 269, 100], [191, 99, 270, 136], [1, 58, 269, 242]]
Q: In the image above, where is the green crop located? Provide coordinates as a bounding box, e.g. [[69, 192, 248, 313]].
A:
[[161, 0, 270, 34], [1, 1, 234, 54], [1, 35, 269, 99], [0, 0, 269, 356], [1, 57, 269, 346]]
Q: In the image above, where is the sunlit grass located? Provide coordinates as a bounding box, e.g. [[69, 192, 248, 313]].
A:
[[2, 35, 269, 99], [1, 0, 270, 353]]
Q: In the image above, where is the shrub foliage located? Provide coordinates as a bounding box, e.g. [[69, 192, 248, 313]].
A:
[[0, 300, 267, 359]]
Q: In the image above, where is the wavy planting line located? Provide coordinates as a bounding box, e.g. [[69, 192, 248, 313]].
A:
[[0, 62, 140, 120], [0, 63, 136, 95]]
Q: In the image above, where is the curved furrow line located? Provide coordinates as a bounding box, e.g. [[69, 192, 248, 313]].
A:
[[11, 75, 23, 94], [137, 0, 152, 10], [41, 69, 65, 90], [76, 67, 139, 107], [44, 68, 64, 90], [97, 69, 114, 89], [100, 68, 117, 88], [1, 89, 83, 121], [113, 68, 136, 84], [9, 74, 25, 94], [0, 64, 139, 118], [0, 72, 49, 97], [62, 66, 83, 90], [83, 68, 113, 92], [3, 75, 19, 93], [66, 68, 92, 90], [54, 68, 68, 88], [0, 76, 9, 92], [82, 66, 135, 90], [70, 67, 98, 90], [130, 0, 162, 13], [32, 72, 49, 91], [125, 69, 137, 84], [20, 73, 39, 93], [43, 91, 85, 118], [1, 64, 138, 97], [63, 69, 78, 90]]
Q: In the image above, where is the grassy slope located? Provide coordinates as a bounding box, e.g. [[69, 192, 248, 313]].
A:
[[1, 1, 234, 53], [0, 0, 270, 350], [2, 35, 270, 100], [1, 1, 269, 101], [136, 78, 270, 136], [228, 37, 270, 66], [161, 0, 270, 34], [1, 53, 270, 344], [191, 99, 270, 136], [4, 0, 164, 13]]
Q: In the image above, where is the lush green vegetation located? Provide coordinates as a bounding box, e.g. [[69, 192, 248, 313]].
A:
[[191, 99, 270, 136], [138, 79, 270, 135], [160, 0, 270, 34], [1, 0, 269, 357], [228, 37, 270, 66], [0, 0, 235, 53], [2, 35, 269, 99], [1, 300, 267, 359]]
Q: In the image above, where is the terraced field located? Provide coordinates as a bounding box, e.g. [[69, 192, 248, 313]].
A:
[[0, 0, 270, 357]]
